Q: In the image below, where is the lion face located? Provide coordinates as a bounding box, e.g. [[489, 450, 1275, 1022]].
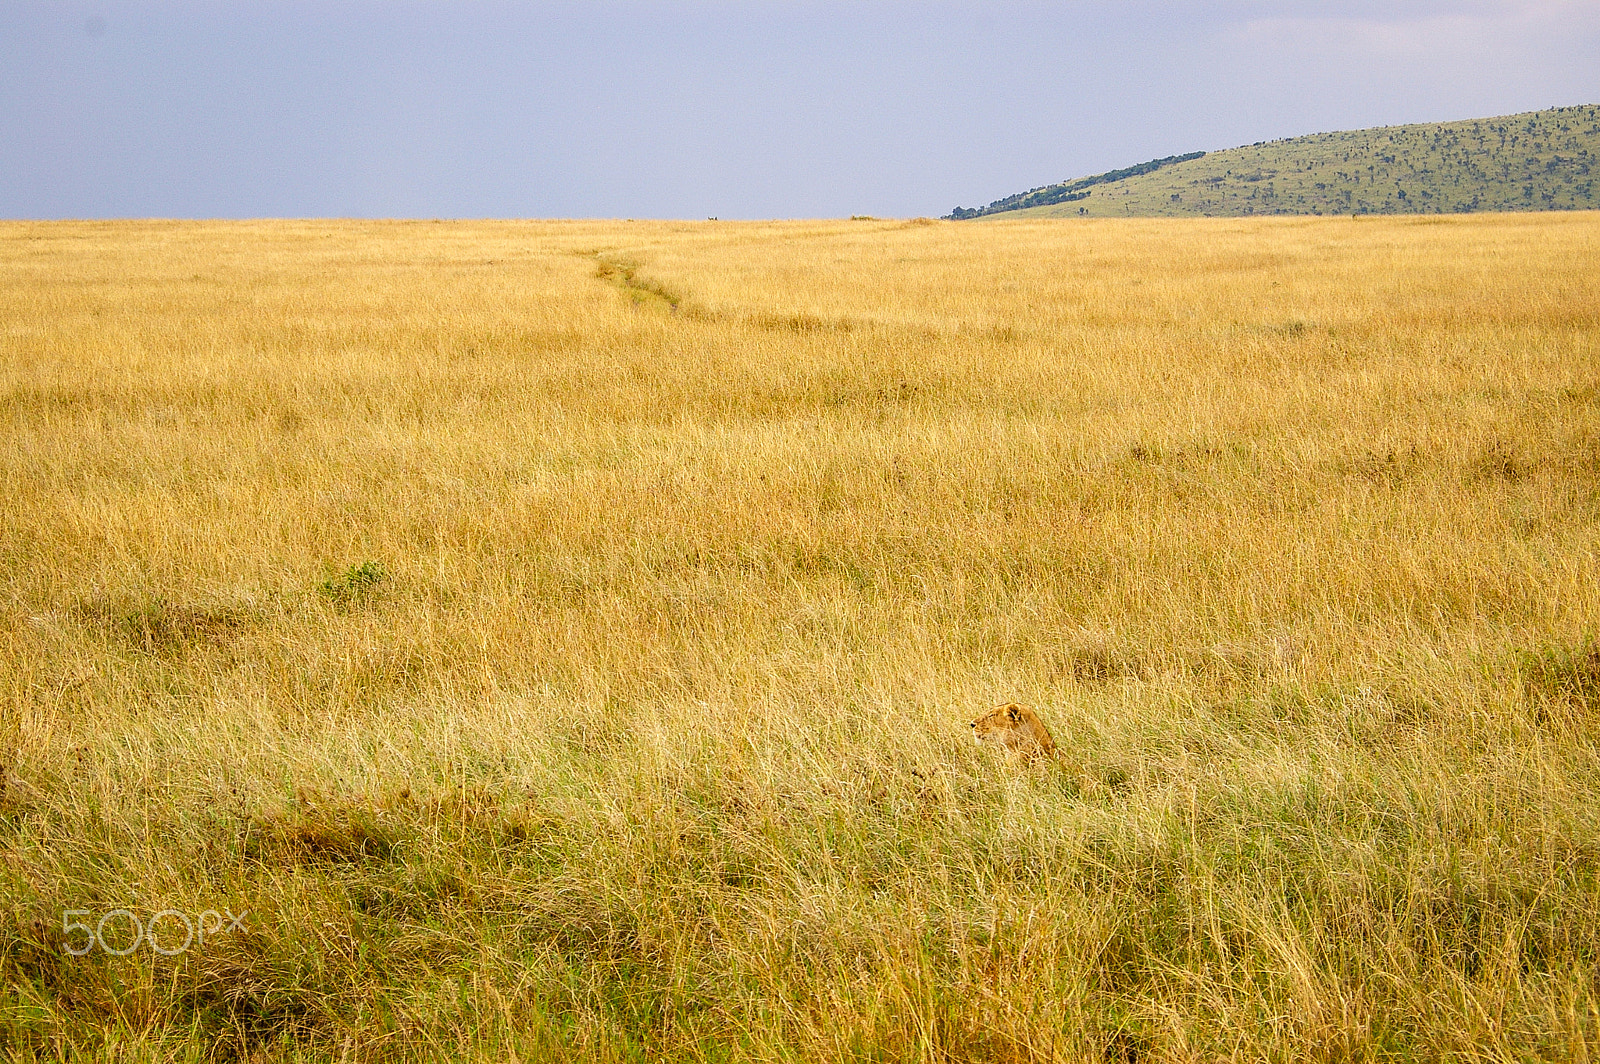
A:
[[970, 702, 1024, 742]]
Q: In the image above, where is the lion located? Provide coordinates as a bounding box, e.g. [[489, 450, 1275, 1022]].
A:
[[970, 702, 1058, 760]]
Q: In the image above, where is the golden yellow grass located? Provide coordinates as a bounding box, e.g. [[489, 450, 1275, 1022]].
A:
[[1, 213, 1598, 1061]]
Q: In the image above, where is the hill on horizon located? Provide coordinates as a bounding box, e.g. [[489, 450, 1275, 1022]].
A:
[[948, 105, 1600, 219]]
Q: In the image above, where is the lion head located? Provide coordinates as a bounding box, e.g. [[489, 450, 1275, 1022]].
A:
[[970, 702, 1058, 759]]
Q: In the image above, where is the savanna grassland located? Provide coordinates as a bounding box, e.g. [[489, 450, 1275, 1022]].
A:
[[2, 213, 1599, 1062]]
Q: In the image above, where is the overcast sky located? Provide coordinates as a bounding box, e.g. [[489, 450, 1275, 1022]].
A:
[[2, 1, 1596, 219]]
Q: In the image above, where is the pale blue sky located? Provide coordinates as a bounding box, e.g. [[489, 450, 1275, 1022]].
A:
[[2, 1, 1596, 219]]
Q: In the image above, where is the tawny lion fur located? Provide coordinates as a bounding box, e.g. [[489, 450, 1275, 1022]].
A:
[[969, 702, 1058, 760]]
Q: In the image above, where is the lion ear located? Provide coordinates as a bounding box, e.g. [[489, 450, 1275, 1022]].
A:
[[1006, 705, 1021, 722]]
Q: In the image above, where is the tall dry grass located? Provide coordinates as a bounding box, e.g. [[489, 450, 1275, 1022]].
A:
[[1, 214, 1598, 1061]]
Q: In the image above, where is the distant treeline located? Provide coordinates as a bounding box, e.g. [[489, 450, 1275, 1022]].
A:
[[947, 152, 1206, 219]]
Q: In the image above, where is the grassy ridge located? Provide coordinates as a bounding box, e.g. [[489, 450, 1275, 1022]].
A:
[[950, 105, 1600, 218], [2, 215, 1599, 1060]]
